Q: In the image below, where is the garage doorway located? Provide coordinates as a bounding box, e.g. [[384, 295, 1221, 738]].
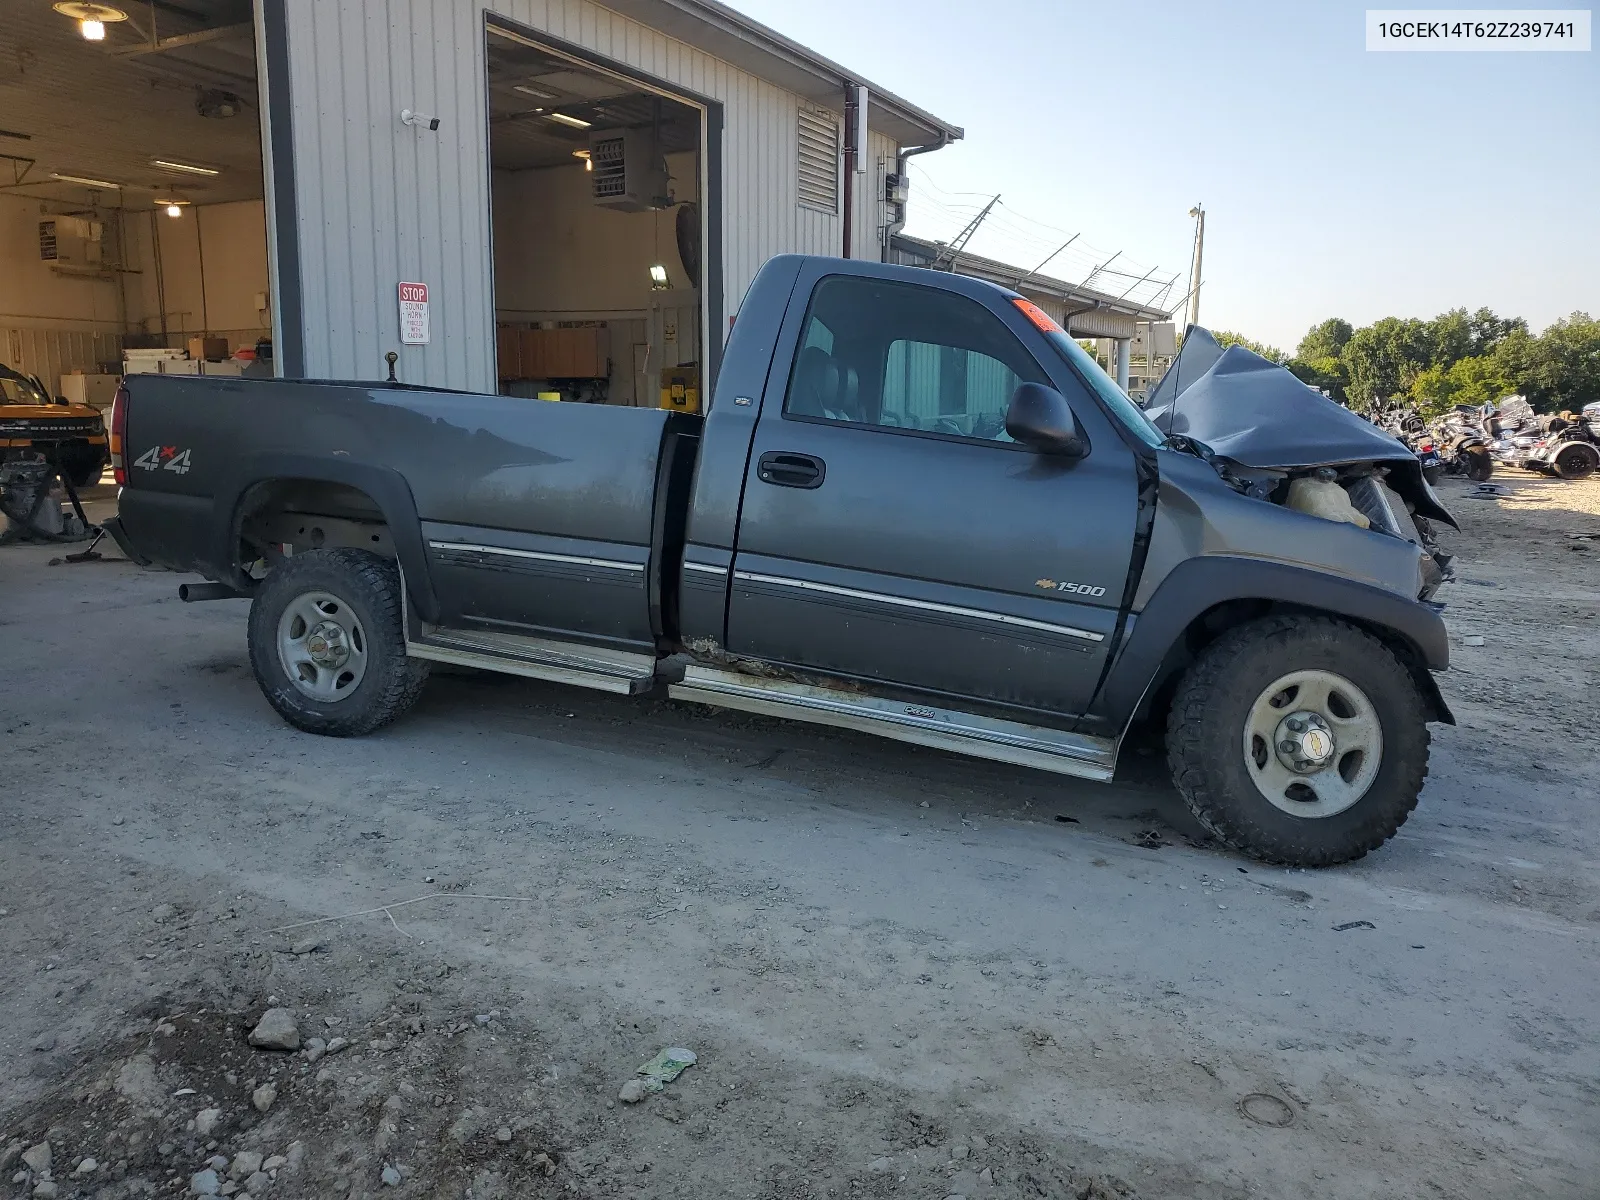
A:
[[485, 19, 711, 411], [0, 1, 274, 417]]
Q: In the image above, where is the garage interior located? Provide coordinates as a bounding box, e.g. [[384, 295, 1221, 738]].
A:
[[486, 22, 705, 410], [0, 1, 272, 422]]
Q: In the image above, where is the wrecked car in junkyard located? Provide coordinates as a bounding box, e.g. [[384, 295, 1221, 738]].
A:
[[104, 256, 1456, 867]]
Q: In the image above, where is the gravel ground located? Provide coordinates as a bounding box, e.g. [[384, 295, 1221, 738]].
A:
[[1, 473, 1597, 1200]]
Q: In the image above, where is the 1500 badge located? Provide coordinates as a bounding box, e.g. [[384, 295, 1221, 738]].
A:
[[1035, 578, 1107, 598], [133, 445, 193, 475]]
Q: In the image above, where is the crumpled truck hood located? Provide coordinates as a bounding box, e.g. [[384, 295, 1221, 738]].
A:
[[1144, 328, 1457, 529]]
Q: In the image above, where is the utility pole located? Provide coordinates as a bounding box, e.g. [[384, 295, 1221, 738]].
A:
[[1185, 204, 1205, 330], [933, 194, 999, 270]]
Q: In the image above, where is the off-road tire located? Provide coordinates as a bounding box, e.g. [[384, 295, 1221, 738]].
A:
[[247, 548, 429, 736], [1166, 614, 1430, 867], [1553, 443, 1598, 481], [1463, 448, 1494, 482]]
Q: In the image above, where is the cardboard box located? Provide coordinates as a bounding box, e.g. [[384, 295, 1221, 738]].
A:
[[187, 336, 230, 362]]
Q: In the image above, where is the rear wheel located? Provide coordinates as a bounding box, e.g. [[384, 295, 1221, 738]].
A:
[[247, 548, 429, 736], [1166, 615, 1430, 866], [1463, 448, 1494, 482], [1553, 443, 1598, 481]]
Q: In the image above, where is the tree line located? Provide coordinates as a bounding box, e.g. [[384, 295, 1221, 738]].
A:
[[1209, 309, 1600, 417]]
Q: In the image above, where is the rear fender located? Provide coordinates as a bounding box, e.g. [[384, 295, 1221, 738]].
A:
[[213, 454, 440, 623]]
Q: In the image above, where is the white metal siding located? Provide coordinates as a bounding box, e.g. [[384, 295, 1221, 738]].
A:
[[283, 0, 908, 390], [277, 0, 893, 390]]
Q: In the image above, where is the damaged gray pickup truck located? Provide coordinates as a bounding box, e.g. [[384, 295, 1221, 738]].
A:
[[105, 255, 1457, 866]]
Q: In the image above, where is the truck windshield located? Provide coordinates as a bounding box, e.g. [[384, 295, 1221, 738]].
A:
[[1, 370, 50, 406], [1040, 332, 1165, 449]]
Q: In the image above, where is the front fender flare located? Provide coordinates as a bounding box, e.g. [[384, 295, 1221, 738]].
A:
[[1091, 555, 1453, 731]]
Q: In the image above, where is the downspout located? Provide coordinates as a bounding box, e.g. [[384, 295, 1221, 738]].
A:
[[882, 134, 949, 262]]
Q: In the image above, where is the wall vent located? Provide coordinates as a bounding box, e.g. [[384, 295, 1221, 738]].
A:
[[797, 106, 839, 213]]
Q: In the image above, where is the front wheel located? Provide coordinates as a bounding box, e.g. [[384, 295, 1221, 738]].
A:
[[1166, 615, 1430, 867], [1463, 448, 1494, 482], [247, 548, 429, 736]]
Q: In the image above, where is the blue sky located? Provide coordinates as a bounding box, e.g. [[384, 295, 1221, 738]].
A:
[[728, 0, 1598, 352]]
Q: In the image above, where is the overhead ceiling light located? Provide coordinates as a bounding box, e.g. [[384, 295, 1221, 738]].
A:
[[53, 3, 128, 41], [151, 158, 220, 176], [157, 199, 189, 217], [51, 171, 121, 189], [546, 112, 591, 129], [165, 203, 183, 218], [572, 149, 593, 171], [649, 264, 670, 289], [513, 84, 556, 100]]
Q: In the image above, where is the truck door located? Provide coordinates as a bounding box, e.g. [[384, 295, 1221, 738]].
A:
[[724, 266, 1142, 720]]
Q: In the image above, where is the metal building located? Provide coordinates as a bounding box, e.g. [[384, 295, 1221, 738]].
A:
[[257, 0, 963, 396], [889, 234, 1175, 391]]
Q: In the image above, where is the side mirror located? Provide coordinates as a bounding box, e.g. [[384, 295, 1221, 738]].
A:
[[1005, 382, 1086, 457]]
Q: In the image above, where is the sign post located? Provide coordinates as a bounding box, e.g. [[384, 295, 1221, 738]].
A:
[[398, 281, 430, 345]]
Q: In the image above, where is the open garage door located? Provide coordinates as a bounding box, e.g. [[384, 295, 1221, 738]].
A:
[[0, 0, 273, 420], [485, 20, 710, 412]]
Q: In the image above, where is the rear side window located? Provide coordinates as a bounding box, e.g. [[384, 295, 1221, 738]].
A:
[[782, 275, 1049, 445]]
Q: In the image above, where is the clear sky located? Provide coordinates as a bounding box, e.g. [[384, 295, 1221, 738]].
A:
[[727, 0, 1598, 352]]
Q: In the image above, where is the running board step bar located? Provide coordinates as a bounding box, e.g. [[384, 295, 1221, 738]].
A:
[[668, 665, 1117, 781], [406, 625, 657, 695]]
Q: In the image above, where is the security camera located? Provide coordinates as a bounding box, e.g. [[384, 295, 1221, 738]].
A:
[[399, 109, 440, 131]]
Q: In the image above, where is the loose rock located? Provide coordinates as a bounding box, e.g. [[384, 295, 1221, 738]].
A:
[[979, 1167, 995, 1184], [618, 1079, 646, 1104], [381, 1164, 402, 1187], [189, 1168, 220, 1196], [33, 1183, 59, 1199], [245, 1171, 270, 1192], [31, 1033, 57, 1053], [868, 1156, 894, 1174], [260, 1156, 286, 1173], [230, 1152, 263, 1180], [152, 904, 177, 922], [248, 1009, 300, 1051], [970, 1135, 989, 1151], [194, 1109, 223, 1136], [284, 1141, 304, 1172], [21, 1144, 52, 1175], [290, 938, 321, 956], [324, 1037, 350, 1055], [950, 1144, 970, 1161], [495, 1126, 512, 1143], [302, 1037, 327, 1064], [73, 1157, 98, 1176], [252, 1083, 278, 1113]]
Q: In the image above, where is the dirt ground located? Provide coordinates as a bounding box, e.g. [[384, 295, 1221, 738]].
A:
[[2, 472, 1597, 1200]]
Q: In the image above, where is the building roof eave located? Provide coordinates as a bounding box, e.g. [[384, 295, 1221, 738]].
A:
[[598, 0, 964, 146]]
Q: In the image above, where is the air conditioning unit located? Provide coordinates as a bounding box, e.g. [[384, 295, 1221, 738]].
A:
[[40, 216, 104, 266], [588, 129, 667, 213]]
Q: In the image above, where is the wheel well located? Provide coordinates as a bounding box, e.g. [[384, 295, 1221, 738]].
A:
[[234, 478, 396, 578], [1136, 597, 1452, 729]]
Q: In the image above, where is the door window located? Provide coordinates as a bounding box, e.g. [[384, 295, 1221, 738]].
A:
[[782, 275, 1050, 444]]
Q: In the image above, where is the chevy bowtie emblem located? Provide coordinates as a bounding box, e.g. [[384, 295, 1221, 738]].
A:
[[1035, 578, 1056, 590]]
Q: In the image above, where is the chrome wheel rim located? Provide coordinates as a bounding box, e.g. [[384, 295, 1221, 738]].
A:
[[1242, 669, 1382, 818], [276, 590, 368, 702]]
